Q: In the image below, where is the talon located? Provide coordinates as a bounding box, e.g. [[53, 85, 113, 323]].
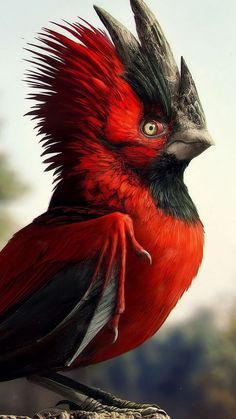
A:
[[139, 249, 152, 265], [141, 406, 167, 416], [109, 316, 120, 343], [112, 326, 119, 343]]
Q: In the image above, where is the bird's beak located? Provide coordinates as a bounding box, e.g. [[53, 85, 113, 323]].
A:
[[166, 128, 214, 161]]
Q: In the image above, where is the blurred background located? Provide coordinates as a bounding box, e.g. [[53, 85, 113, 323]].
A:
[[0, 0, 235, 417]]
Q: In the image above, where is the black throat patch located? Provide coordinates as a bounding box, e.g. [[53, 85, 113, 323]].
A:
[[147, 154, 200, 223]]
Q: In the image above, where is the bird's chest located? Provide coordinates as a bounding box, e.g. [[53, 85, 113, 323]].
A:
[[123, 210, 204, 341], [78, 201, 204, 365]]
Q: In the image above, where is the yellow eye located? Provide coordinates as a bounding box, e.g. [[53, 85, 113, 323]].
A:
[[142, 120, 165, 137]]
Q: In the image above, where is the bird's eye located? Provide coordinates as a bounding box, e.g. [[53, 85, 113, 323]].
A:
[[141, 120, 165, 137]]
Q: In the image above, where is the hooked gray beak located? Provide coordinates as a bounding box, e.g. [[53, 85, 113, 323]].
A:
[[166, 128, 214, 161]]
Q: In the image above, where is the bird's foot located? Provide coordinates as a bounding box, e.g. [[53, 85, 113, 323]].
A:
[[56, 398, 169, 418], [30, 373, 169, 418]]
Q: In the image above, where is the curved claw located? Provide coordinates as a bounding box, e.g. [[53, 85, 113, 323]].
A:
[[140, 406, 169, 417], [112, 326, 119, 343], [137, 249, 152, 265]]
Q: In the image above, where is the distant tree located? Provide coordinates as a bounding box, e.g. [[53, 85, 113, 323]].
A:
[[193, 312, 236, 418], [0, 142, 27, 243]]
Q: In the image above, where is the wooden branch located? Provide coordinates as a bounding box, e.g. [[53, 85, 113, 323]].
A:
[[0, 408, 168, 419]]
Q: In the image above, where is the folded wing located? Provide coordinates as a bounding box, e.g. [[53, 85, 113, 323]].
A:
[[0, 210, 136, 380]]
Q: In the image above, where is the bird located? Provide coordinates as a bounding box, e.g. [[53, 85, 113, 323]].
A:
[[0, 0, 213, 416]]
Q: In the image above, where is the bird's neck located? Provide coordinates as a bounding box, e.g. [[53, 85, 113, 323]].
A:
[[147, 156, 200, 223], [50, 147, 199, 225], [49, 141, 140, 213]]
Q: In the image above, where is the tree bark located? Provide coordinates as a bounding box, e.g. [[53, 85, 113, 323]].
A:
[[0, 411, 166, 419]]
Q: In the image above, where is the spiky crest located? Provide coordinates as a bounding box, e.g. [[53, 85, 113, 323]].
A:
[[26, 22, 126, 181]]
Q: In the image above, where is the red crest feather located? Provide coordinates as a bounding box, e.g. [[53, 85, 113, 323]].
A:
[[26, 21, 125, 181]]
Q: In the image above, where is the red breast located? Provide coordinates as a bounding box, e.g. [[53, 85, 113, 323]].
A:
[[77, 194, 204, 366]]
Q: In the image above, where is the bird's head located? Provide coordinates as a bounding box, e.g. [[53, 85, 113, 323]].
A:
[[27, 0, 213, 217]]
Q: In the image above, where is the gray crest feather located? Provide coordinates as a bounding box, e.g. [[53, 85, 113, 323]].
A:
[[179, 57, 206, 127], [94, 2, 173, 115], [93, 6, 139, 67], [94, 0, 206, 126], [130, 0, 179, 93]]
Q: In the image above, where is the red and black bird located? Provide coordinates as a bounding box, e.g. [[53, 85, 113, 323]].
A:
[[0, 0, 213, 414]]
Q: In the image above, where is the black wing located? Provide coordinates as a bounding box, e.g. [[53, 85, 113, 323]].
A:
[[0, 256, 118, 380]]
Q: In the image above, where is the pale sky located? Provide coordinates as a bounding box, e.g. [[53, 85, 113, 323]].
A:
[[0, 0, 236, 325]]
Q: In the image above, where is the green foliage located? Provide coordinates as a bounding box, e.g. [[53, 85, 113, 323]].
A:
[[84, 309, 236, 419]]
